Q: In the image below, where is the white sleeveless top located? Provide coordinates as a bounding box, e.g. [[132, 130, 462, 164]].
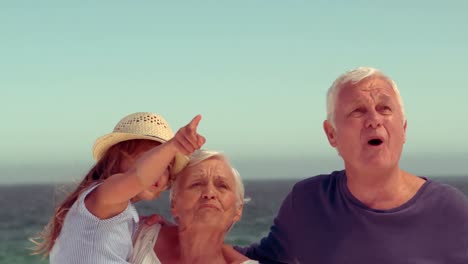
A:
[[130, 224, 258, 264], [50, 184, 139, 264]]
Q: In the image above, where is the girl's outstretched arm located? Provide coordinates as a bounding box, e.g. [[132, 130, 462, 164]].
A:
[[86, 115, 205, 219]]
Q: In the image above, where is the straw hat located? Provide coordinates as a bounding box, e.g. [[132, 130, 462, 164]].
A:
[[92, 112, 189, 175]]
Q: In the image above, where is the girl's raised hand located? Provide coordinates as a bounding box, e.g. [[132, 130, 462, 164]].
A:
[[171, 115, 206, 155]]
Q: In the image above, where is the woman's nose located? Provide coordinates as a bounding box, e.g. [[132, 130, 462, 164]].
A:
[[202, 193, 215, 199], [202, 185, 216, 199]]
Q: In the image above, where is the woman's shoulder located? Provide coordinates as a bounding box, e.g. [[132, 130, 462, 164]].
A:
[[154, 224, 179, 248], [134, 223, 162, 244], [130, 223, 164, 264], [223, 244, 259, 264], [134, 222, 178, 245], [240, 260, 259, 264]]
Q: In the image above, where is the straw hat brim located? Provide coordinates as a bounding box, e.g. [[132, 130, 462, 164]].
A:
[[93, 132, 189, 175]]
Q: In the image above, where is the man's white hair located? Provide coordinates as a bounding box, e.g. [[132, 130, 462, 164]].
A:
[[326, 67, 406, 128], [170, 149, 245, 207]]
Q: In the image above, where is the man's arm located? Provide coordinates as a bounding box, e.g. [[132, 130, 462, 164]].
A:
[[235, 191, 296, 264]]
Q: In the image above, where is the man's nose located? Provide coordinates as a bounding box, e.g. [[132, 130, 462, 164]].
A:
[[364, 110, 382, 129]]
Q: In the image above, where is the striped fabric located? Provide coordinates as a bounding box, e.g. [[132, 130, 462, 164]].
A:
[[50, 184, 139, 264]]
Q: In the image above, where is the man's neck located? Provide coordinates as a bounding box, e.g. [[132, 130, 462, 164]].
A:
[[344, 166, 425, 210]]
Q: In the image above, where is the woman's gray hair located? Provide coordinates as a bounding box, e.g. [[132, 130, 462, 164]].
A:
[[326, 67, 406, 128], [170, 149, 245, 207]]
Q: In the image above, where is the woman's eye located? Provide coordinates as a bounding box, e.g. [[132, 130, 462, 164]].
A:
[[217, 183, 229, 189], [190, 182, 201, 187]]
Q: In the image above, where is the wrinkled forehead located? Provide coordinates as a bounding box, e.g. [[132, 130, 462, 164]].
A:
[[338, 76, 396, 102], [178, 157, 234, 182]]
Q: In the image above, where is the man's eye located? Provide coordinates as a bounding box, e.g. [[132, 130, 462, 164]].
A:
[[350, 108, 365, 116], [379, 106, 392, 114], [355, 107, 366, 112]]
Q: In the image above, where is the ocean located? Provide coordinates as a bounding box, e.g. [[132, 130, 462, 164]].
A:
[[1, 177, 467, 264]]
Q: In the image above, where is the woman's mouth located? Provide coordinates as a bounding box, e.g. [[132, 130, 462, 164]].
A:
[[199, 203, 220, 210]]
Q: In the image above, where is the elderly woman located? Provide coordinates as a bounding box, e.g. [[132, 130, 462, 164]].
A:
[[130, 150, 257, 264]]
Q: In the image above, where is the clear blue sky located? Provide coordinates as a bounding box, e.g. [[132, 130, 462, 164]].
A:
[[1, 1, 467, 183]]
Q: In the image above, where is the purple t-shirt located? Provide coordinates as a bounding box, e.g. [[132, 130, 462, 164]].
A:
[[238, 170, 468, 263]]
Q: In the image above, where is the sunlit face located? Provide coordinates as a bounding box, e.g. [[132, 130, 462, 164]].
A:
[[170, 157, 242, 232], [121, 140, 170, 202], [323, 77, 407, 172]]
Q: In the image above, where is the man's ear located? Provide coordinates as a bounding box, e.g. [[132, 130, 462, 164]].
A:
[[403, 120, 407, 143], [323, 120, 337, 147]]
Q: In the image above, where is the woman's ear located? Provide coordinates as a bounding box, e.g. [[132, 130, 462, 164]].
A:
[[233, 203, 243, 223], [170, 200, 181, 225], [170, 198, 178, 218]]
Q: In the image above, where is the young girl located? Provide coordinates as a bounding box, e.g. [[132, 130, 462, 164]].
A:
[[31, 112, 205, 263]]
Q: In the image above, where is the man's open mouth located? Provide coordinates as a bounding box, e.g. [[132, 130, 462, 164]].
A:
[[368, 138, 383, 146]]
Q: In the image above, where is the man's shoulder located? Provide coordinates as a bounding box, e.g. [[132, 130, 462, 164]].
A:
[[291, 170, 344, 194], [427, 179, 468, 204], [422, 179, 468, 218]]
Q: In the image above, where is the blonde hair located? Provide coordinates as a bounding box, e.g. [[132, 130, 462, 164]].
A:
[[29, 139, 157, 256]]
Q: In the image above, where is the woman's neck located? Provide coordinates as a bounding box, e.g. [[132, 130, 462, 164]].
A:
[[178, 225, 226, 264]]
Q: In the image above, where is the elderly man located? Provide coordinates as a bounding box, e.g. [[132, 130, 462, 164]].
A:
[[237, 67, 468, 263]]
